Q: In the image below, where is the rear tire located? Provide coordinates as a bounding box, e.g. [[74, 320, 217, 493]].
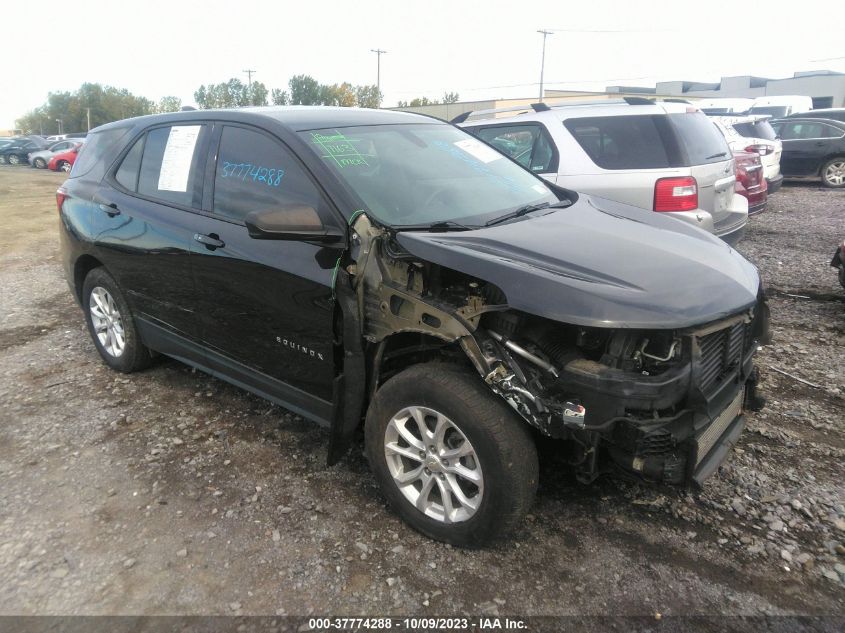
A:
[[821, 157, 845, 188], [58, 160, 71, 173], [82, 267, 152, 373], [365, 363, 538, 547], [0, 155, 6, 164], [8, 154, 21, 165], [33, 157, 46, 169]]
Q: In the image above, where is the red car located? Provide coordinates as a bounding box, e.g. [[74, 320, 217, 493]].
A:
[[47, 146, 79, 173], [733, 150, 767, 216]]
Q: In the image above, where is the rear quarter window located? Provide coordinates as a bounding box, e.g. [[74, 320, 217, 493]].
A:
[[70, 127, 131, 178], [668, 112, 732, 165], [563, 115, 672, 169]]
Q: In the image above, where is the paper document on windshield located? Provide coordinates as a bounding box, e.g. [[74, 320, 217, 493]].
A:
[[453, 138, 502, 163], [158, 126, 201, 192]]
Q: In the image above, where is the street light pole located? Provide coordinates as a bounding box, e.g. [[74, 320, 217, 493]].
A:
[[537, 30, 553, 101], [86, 107, 91, 132], [371, 49, 386, 105]]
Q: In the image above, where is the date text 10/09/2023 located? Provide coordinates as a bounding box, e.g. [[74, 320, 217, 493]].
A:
[[307, 617, 528, 630]]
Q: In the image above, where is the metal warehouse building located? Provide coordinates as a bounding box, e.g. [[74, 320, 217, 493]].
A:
[[602, 70, 845, 109]]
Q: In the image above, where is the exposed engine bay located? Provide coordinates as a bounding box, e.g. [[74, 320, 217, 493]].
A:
[[341, 213, 770, 486]]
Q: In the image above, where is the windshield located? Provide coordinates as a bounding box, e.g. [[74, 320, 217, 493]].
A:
[[299, 124, 558, 227]]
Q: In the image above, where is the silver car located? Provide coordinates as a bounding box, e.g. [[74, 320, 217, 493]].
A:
[[458, 99, 748, 245], [28, 139, 85, 169]]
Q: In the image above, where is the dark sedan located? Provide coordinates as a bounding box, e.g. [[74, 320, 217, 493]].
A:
[[770, 118, 845, 188], [0, 137, 50, 165]]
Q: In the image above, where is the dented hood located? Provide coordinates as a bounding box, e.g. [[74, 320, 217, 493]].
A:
[[395, 195, 760, 330]]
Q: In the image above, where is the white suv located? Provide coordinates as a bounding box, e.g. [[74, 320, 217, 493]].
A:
[[457, 99, 748, 245], [711, 115, 783, 193]]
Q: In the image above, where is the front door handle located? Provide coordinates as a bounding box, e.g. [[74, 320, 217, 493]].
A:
[[194, 233, 225, 249]]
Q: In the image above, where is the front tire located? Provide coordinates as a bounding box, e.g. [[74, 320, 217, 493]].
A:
[[33, 157, 46, 169], [821, 157, 845, 188], [365, 363, 538, 546], [82, 267, 152, 373]]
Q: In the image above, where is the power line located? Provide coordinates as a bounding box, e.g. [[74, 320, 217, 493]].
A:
[[547, 27, 673, 33]]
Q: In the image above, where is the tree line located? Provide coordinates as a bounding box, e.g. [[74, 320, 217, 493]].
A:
[[15, 77, 460, 135]]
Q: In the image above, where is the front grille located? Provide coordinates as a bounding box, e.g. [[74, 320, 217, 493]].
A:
[[637, 430, 674, 456], [696, 388, 743, 464], [696, 320, 749, 395]]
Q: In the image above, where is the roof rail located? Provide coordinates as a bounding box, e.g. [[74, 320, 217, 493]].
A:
[[448, 103, 542, 124], [623, 96, 654, 105]]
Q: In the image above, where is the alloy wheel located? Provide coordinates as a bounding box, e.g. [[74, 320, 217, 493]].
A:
[[89, 286, 126, 357], [8, 154, 20, 165], [384, 405, 483, 524], [823, 160, 845, 187], [60, 161, 71, 173]]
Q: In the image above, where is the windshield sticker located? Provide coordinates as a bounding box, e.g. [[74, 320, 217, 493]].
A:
[[311, 131, 370, 168], [432, 140, 524, 195], [221, 161, 285, 187], [157, 126, 201, 192], [452, 138, 502, 164]]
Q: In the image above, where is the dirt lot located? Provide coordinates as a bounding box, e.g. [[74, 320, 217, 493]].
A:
[[0, 166, 843, 618]]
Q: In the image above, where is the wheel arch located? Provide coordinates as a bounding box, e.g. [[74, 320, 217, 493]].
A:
[[818, 153, 845, 175], [73, 254, 105, 303]]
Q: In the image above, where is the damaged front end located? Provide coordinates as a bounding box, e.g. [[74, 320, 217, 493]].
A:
[[336, 212, 770, 487]]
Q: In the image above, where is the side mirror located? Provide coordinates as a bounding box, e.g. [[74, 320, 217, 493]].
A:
[[244, 204, 344, 243]]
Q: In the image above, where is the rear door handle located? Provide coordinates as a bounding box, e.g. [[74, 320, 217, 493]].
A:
[[92, 193, 120, 217], [194, 233, 225, 249]]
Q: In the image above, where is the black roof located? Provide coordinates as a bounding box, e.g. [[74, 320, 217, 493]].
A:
[[93, 106, 437, 134]]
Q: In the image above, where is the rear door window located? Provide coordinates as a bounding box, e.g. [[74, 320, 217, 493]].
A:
[[668, 112, 732, 165], [212, 125, 325, 223], [137, 125, 207, 207], [779, 121, 843, 140], [564, 115, 672, 169], [472, 124, 557, 173], [114, 135, 145, 191]]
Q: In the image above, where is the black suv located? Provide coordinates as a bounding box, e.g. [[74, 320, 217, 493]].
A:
[[58, 107, 769, 545]]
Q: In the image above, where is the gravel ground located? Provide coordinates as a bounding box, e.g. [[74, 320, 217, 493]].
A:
[[0, 168, 843, 618]]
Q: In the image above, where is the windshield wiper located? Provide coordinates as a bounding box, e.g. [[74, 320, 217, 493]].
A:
[[705, 151, 728, 160], [484, 200, 571, 227], [394, 220, 477, 232]]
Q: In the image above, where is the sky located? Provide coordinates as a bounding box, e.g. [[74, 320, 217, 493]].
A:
[[1, 0, 843, 130]]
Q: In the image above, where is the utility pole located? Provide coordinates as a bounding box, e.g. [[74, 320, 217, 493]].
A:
[[243, 69, 256, 87], [86, 108, 91, 132], [55, 118, 63, 135], [537, 30, 553, 101], [371, 49, 386, 105]]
